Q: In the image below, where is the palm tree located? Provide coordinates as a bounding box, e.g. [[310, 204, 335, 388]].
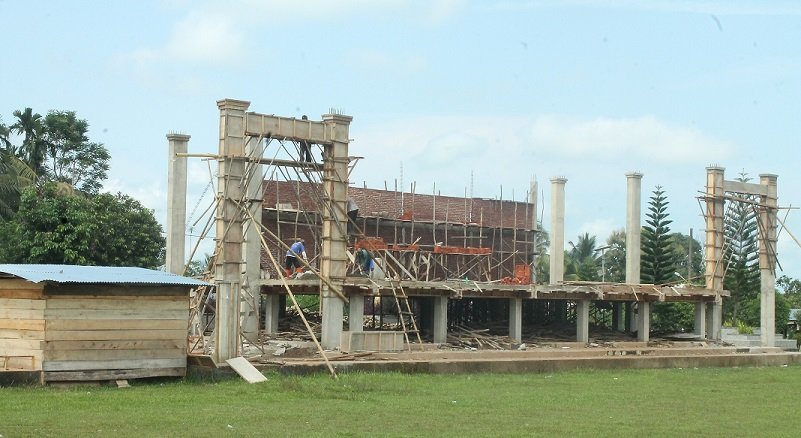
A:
[[0, 119, 12, 152], [565, 232, 600, 281], [11, 108, 45, 172], [0, 149, 36, 219]]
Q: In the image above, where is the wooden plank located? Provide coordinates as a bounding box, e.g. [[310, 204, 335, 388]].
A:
[[0, 339, 44, 350], [43, 308, 187, 320], [0, 289, 44, 299], [0, 328, 45, 340], [226, 357, 268, 383], [44, 339, 184, 351], [44, 285, 190, 297], [0, 298, 46, 309], [50, 295, 184, 301], [46, 298, 187, 310], [0, 279, 44, 290], [0, 319, 45, 330], [46, 319, 185, 331], [45, 329, 186, 341], [43, 357, 186, 371], [0, 308, 45, 319], [44, 367, 185, 382], [44, 348, 186, 361]]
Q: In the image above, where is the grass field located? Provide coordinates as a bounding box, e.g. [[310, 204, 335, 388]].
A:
[[1, 366, 799, 437]]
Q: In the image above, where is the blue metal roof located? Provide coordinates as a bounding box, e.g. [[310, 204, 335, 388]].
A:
[[0, 264, 209, 287]]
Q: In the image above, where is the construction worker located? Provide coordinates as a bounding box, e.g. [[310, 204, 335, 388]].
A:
[[354, 247, 372, 276], [299, 115, 313, 162], [285, 238, 307, 277], [347, 197, 359, 235]]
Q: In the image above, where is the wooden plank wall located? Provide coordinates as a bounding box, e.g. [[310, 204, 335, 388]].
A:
[[42, 294, 189, 381], [0, 280, 45, 370]]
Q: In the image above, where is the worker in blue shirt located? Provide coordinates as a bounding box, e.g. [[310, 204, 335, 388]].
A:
[[285, 238, 307, 277]]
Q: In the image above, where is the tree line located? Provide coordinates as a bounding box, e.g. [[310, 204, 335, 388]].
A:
[[0, 108, 164, 268]]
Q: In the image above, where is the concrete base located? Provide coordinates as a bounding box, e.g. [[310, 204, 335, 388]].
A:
[[349, 294, 364, 332], [263, 294, 280, 334], [321, 296, 344, 350], [637, 302, 650, 342]]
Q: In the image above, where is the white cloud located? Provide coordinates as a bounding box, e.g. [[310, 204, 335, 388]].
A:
[[344, 49, 427, 76]]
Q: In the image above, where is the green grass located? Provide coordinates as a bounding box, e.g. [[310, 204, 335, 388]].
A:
[[1, 366, 800, 437]]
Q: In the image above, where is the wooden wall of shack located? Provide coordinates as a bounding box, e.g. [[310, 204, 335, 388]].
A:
[[1, 278, 190, 382]]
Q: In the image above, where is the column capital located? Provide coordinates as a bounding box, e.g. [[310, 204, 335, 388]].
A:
[[217, 98, 251, 111], [166, 132, 191, 141], [322, 113, 353, 125], [550, 176, 567, 184], [759, 173, 778, 184], [706, 165, 725, 173], [625, 171, 643, 179]]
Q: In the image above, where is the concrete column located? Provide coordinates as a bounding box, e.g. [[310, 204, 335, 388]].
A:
[[576, 299, 590, 343], [549, 177, 567, 284], [241, 136, 263, 340], [213, 98, 250, 362], [509, 297, 523, 343], [433, 296, 448, 344], [613, 302, 626, 331], [637, 301, 650, 342], [319, 113, 352, 350], [349, 294, 365, 332], [165, 133, 189, 275], [759, 174, 778, 347], [694, 302, 706, 338], [706, 302, 722, 339], [625, 172, 642, 332], [704, 167, 725, 341], [263, 294, 280, 334]]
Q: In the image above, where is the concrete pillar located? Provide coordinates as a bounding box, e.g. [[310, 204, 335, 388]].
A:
[[626, 302, 635, 332], [165, 133, 189, 275], [576, 299, 590, 343], [759, 174, 778, 347], [549, 177, 567, 284], [349, 294, 365, 332], [706, 302, 722, 339], [625, 172, 642, 332], [263, 294, 280, 334], [704, 167, 725, 340], [433, 296, 448, 344], [213, 98, 250, 362], [319, 113, 352, 350], [241, 136, 263, 340], [509, 297, 523, 343], [613, 302, 626, 331], [637, 301, 650, 342], [694, 302, 706, 338]]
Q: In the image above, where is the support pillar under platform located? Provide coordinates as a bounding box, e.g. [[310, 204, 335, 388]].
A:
[[706, 302, 722, 340], [349, 294, 364, 332], [264, 294, 280, 334], [321, 296, 344, 350], [637, 302, 650, 342], [576, 300, 589, 343], [433, 296, 448, 344], [694, 302, 706, 339], [509, 297, 522, 343]]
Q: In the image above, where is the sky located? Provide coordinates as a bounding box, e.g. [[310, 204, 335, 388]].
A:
[[2, 0, 800, 280]]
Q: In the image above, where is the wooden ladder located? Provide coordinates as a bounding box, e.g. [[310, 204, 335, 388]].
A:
[[387, 278, 422, 350]]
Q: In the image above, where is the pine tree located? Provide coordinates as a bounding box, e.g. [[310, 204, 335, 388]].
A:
[[723, 174, 760, 325], [641, 186, 676, 284]]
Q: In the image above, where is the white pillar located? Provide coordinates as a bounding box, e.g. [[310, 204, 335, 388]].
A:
[[319, 113, 352, 350], [637, 301, 650, 342], [549, 178, 567, 284], [576, 299, 590, 343], [349, 294, 364, 332], [433, 296, 448, 344], [214, 99, 250, 362], [165, 133, 189, 275], [694, 302, 706, 338], [509, 297, 522, 343], [759, 174, 778, 347], [625, 172, 642, 333], [263, 294, 280, 334]]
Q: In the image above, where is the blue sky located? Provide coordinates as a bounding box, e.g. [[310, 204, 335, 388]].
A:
[[2, 0, 800, 279]]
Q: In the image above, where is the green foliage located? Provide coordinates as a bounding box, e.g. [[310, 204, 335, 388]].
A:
[[723, 174, 760, 325], [737, 292, 791, 330], [602, 229, 626, 283], [651, 302, 695, 333], [41, 110, 110, 194], [641, 186, 676, 285], [0, 183, 164, 268], [10, 107, 45, 171], [667, 232, 704, 284], [0, 150, 36, 219], [565, 232, 599, 281], [534, 222, 550, 283], [777, 275, 801, 309], [736, 319, 754, 335]]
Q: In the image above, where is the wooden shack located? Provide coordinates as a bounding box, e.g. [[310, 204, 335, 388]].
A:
[[0, 264, 207, 383]]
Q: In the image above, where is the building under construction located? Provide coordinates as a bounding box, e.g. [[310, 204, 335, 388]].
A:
[[163, 99, 796, 377]]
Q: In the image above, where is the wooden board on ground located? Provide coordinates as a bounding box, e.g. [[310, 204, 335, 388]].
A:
[[226, 357, 268, 383]]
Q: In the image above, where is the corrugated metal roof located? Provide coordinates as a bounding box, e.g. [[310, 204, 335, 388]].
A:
[[0, 264, 209, 287]]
